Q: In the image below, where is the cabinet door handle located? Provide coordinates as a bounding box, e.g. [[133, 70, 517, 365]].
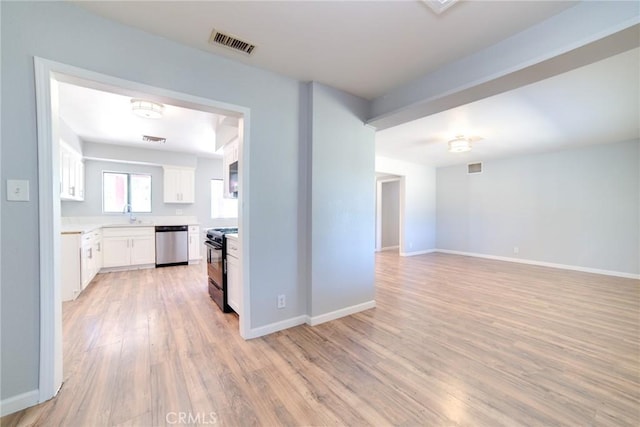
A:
[[97, 242, 101, 252], [131, 239, 134, 248], [88, 247, 92, 259]]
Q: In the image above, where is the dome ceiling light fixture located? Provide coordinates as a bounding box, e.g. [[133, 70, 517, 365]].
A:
[[448, 135, 473, 153], [131, 99, 164, 119]]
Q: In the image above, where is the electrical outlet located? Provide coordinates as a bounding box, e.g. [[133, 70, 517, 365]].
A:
[[277, 294, 286, 309], [176, 209, 183, 215], [514, 246, 519, 254]]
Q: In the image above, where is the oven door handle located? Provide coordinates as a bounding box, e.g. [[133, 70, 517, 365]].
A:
[[204, 241, 222, 250]]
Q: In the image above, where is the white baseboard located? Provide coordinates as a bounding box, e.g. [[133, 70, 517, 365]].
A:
[[399, 249, 435, 257], [0, 389, 39, 417], [435, 249, 640, 280], [380, 245, 399, 252], [308, 300, 376, 326], [245, 300, 378, 338], [244, 315, 307, 339]]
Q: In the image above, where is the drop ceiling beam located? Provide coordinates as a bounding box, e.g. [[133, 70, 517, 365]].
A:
[[369, 1, 639, 130]]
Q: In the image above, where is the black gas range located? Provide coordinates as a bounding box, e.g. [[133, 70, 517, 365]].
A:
[[204, 227, 237, 312]]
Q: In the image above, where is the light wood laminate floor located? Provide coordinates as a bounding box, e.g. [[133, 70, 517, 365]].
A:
[[2, 252, 639, 426]]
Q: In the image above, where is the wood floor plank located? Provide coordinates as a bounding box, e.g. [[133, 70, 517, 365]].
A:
[[3, 252, 638, 426]]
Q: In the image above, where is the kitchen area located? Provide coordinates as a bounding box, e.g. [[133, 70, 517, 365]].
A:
[[57, 80, 243, 319]]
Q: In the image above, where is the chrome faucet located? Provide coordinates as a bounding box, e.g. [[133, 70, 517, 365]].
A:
[[123, 203, 137, 223]]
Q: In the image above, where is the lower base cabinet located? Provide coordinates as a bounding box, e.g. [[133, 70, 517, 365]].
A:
[[102, 227, 155, 268], [188, 225, 200, 263], [226, 235, 241, 314], [61, 229, 102, 302]]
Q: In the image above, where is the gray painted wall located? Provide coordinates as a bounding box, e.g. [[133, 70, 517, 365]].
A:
[[309, 82, 375, 317], [1, 1, 379, 402], [376, 157, 437, 254], [1, 1, 302, 400], [381, 180, 400, 248], [436, 140, 640, 275]]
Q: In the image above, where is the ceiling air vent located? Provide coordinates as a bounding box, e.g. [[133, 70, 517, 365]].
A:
[[142, 135, 166, 144], [208, 29, 256, 55], [468, 162, 482, 174]]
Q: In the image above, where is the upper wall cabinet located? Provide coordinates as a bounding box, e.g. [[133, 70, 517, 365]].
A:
[[163, 166, 195, 203], [60, 141, 84, 201]]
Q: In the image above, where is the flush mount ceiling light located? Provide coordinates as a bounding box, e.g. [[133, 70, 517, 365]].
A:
[[448, 136, 472, 153], [131, 99, 164, 119]]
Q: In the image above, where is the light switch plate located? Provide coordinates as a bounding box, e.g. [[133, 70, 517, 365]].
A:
[[7, 179, 30, 201]]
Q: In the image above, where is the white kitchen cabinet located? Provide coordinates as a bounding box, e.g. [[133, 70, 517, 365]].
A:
[[61, 233, 82, 301], [80, 229, 102, 289], [102, 236, 130, 267], [130, 234, 156, 265], [188, 225, 200, 263], [163, 166, 195, 203], [102, 227, 155, 269], [60, 141, 84, 201], [94, 230, 103, 272], [225, 235, 240, 314], [223, 138, 239, 199], [61, 229, 101, 302]]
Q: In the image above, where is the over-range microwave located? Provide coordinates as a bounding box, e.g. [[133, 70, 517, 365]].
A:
[[228, 160, 238, 199]]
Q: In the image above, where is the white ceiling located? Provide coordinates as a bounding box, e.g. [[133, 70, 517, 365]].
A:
[[62, 1, 638, 168], [376, 48, 640, 167], [58, 82, 225, 157], [74, 0, 576, 100]]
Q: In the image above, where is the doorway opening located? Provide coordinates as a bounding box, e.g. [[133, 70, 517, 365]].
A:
[[34, 57, 251, 403], [375, 175, 402, 253]]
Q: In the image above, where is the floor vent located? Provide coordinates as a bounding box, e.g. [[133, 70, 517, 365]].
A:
[[468, 162, 482, 174], [142, 135, 166, 144], [209, 29, 256, 55]]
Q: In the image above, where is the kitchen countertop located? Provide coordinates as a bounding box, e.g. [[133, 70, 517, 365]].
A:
[[61, 221, 200, 234]]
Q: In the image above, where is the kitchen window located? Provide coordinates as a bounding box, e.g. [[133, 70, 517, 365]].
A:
[[211, 179, 238, 218], [103, 172, 152, 213]]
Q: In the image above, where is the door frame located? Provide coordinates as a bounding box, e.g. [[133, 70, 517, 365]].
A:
[[375, 176, 403, 252], [34, 57, 252, 402]]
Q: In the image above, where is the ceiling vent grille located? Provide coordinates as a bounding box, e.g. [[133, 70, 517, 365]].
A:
[[142, 135, 166, 144], [209, 29, 256, 55], [468, 162, 482, 174]]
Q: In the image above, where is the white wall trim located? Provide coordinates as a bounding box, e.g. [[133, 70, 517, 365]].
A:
[[0, 390, 40, 417], [400, 249, 436, 257], [245, 300, 378, 338], [34, 56, 63, 404], [308, 300, 376, 326], [435, 249, 640, 280], [244, 315, 308, 339], [380, 245, 399, 252]]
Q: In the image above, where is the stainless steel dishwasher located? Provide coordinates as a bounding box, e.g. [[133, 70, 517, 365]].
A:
[[155, 225, 188, 267]]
